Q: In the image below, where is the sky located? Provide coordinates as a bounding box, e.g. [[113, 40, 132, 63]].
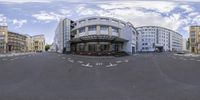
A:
[[0, 0, 200, 44]]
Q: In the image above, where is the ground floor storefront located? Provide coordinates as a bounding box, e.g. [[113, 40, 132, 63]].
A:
[[71, 42, 127, 56]]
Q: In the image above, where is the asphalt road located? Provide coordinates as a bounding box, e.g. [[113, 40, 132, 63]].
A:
[[0, 52, 200, 100]]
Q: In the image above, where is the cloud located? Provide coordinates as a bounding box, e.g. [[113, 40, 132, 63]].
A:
[[180, 5, 193, 13], [75, 4, 96, 16], [0, 14, 7, 26], [0, 0, 53, 3], [98, 1, 177, 13], [32, 10, 71, 23], [12, 19, 27, 28], [32, 11, 65, 23]]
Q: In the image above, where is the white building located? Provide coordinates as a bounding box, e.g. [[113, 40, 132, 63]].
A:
[[136, 26, 182, 52], [182, 38, 188, 51], [52, 16, 137, 54]]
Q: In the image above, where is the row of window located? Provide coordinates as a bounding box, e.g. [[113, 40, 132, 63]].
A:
[[78, 18, 126, 26], [79, 26, 119, 33]]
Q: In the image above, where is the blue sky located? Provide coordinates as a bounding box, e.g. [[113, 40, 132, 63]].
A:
[[0, 0, 200, 44]]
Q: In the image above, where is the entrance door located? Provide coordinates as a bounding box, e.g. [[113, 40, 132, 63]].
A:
[[88, 44, 96, 52], [8, 45, 12, 52], [132, 47, 135, 54]]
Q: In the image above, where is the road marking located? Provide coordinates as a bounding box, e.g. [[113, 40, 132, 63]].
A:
[[182, 59, 187, 61], [106, 63, 117, 67], [172, 56, 176, 59], [196, 60, 200, 62], [2, 58, 7, 61], [62, 57, 66, 59], [21, 56, 26, 59], [77, 61, 83, 63], [116, 61, 122, 63], [68, 60, 74, 63], [96, 63, 103, 66], [189, 58, 195, 60], [10, 57, 18, 60], [124, 59, 129, 63], [82, 63, 93, 67]]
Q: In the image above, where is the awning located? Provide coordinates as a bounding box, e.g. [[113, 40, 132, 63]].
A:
[[70, 35, 128, 43]]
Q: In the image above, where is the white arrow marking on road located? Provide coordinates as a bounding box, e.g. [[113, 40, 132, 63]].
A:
[[68, 60, 74, 63], [106, 63, 117, 67], [82, 63, 93, 67]]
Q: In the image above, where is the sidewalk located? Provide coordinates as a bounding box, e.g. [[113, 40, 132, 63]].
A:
[[0, 52, 36, 58], [174, 53, 200, 57]]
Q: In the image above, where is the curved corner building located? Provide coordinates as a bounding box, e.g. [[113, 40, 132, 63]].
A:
[[52, 16, 137, 54], [136, 26, 183, 52]]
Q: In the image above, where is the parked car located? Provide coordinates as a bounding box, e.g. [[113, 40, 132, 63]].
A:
[[177, 51, 185, 54]]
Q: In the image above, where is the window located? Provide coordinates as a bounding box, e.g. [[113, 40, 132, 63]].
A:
[[88, 26, 96, 31], [100, 18, 109, 21], [88, 18, 97, 21], [79, 20, 85, 24], [79, 27, 85, 33], [100, 26, 108, 31], [111, 19, 118, 23], [112, 27, 119, 33]]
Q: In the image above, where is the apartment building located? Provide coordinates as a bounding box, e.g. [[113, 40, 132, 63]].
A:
[[0, 26, 45, 53], [31, 35, 45, 52], [0, 26, 8, 53], [190, 26, 200, 53], [136, 26, 183, 52], [7, 31, 26, 53]]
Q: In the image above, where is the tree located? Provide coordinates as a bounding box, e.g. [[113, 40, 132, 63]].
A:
[[45, 44, 51, 51]]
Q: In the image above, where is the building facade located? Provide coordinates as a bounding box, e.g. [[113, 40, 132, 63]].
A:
[[0, 26, 45, 53], [52, 16, 137, 54], [189, 26, 200, 53], [7, 31, 27, 53], [136, 26, 183, 52], [0, 26, 8, 53], [31, 35, 45, 52]]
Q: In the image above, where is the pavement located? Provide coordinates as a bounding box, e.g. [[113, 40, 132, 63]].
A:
[[0, 52, 36, 58], [0, 52, 200, 100]]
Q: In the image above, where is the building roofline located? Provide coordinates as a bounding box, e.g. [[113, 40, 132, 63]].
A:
[[74, 16, 127, 23], [135, 26, 182, 36], [8, 31, 27, 37]]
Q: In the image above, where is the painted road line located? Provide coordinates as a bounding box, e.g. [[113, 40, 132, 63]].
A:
[[82, 63, 93, 67], [77, 61, 83, 63], [172, 56, 176, 59], [2, 58, 7, 61], [116, 61, 122, 63], [62, 57, 66, 59], [96, 63, 103, 66], [124, 59, 129, 63], [106, 63, 117, 67], [196, 60, 200, 62], [189, 58, 195, 60], [68, 60, 74, 63], [10, 57, 18, 60], [183, 59, 187, 61]]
